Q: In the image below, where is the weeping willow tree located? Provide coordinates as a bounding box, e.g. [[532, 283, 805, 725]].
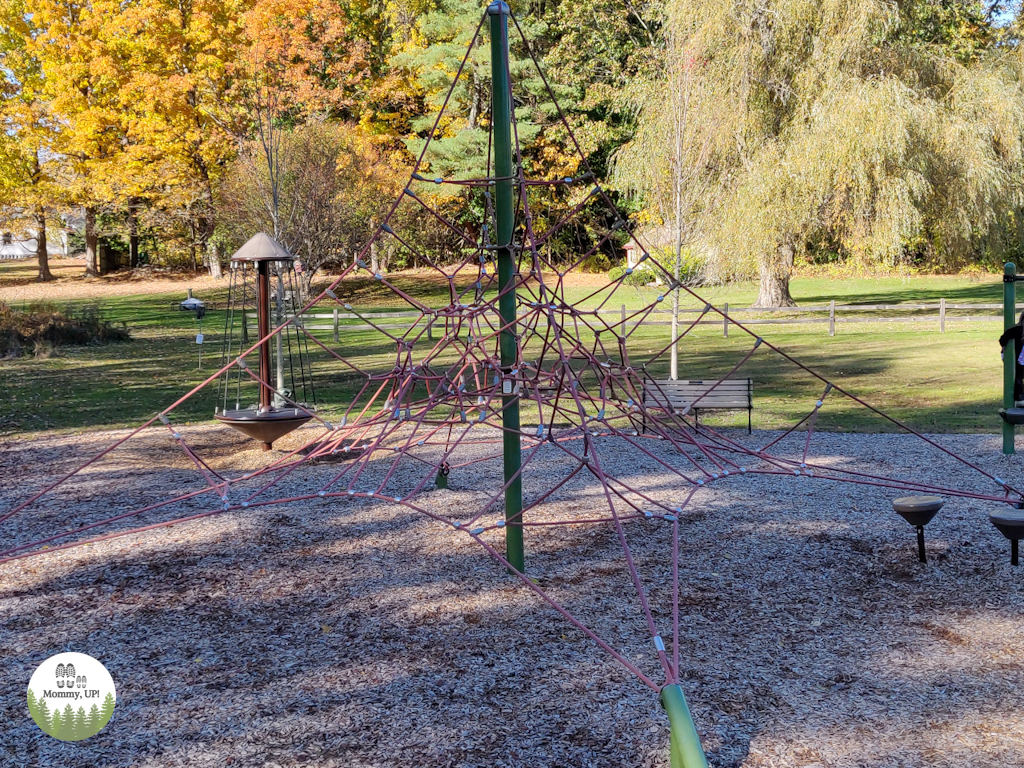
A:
[[618, 0, 1024, 306]]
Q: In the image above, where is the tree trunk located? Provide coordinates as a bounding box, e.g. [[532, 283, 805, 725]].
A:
[[670, 137, 683, 380], [35, 210, 54, 282], [468, 71, 480, 131], [197, 216, 222, 278], [298, 267, 314, 300], [754, 240, 797, 307], [205, 244, 223, 279], [84, 207, 98, 276], [670, 229, 682, 381], [128, 200, 139, 267]]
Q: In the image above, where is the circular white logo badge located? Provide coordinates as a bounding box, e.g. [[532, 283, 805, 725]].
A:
[[26, 652, 116, 741]]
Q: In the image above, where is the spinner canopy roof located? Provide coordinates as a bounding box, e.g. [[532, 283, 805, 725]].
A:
[[230, 232, 294, 263]]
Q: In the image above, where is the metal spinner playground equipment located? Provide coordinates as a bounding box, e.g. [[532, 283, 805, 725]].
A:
[[216, 233, 316, 450], [4, 5, 1024, 766]]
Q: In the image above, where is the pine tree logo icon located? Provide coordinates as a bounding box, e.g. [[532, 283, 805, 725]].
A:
[[27, 653, 116, 741]]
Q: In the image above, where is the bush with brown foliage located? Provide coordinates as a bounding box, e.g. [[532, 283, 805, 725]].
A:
[[0, 302, 131, 358]]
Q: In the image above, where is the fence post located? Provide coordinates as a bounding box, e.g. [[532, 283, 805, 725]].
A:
[[621, 304, 626, 333], [723, 302, 729, 337], [829, 300, 835, 337], [939, 298, 945, 333], [333, 308, 339, 343], [427, 316, 433, 341]]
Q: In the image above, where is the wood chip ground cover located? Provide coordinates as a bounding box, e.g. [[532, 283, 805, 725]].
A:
[[0, 426, 1022, 767]]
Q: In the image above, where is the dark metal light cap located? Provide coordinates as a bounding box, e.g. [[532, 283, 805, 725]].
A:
[[487, 1, 510, 16], [990, 510, 1024, 540], [892, 495, 944, 527]]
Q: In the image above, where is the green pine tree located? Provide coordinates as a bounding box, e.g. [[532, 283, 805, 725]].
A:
[[61, 704, 75, 740], [73, 706, 88, 740], [396, 0, 543, 183], [98, 692, 115, 730], [26, 688, 38, 725], [79, 704, 92, 738], [49, 707, 62, 738], [34, 696, 50, 734], [86, 702, 101, 738]]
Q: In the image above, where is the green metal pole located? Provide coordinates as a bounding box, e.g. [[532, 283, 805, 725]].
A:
[[1004, 262, 1016, 455], [661, 685, 709, 768], [488, 0, 524, 572]]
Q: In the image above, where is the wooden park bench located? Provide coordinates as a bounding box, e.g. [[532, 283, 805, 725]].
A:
[[642, 378, 754, 433]]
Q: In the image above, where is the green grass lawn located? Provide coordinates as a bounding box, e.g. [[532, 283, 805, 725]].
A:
[[0, 266, 1011, 435]]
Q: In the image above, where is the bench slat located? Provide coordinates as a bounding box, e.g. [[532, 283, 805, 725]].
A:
[[648, 404, 749, 410], [656, 383, 750, 387], [642, 378, 754, 432], [643, 378, 752, 410], [647, 397, 749, 405], [652, 387, 749, 394], [652, 383, 750, 389]]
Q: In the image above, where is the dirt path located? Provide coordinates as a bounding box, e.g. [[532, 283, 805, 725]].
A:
[[0, 259, 227, 303], [0, 259, 611, 305]]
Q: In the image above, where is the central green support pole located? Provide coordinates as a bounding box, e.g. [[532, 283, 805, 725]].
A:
[[485, 7, 701, 766], [661, 685, 709, 768], [1004, 262, 1016, 455], [489, 0, 524, 572]]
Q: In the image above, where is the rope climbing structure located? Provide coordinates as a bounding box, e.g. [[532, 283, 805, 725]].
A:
[[3, 4, 1022, 766]]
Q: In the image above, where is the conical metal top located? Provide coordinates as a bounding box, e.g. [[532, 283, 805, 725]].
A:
[[230, 232, 293, 263]]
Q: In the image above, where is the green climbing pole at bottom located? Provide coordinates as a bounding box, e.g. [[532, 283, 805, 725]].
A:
[[661, 684, 709, 768]]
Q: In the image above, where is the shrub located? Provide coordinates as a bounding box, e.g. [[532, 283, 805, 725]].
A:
[[579, 251, 613, 273], [649, 247, 705, 285], [608, 263, 657, 287], [0, 302, 131, 358]]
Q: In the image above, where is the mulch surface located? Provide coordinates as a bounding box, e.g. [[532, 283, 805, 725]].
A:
[[1, 425, 1022, 767]]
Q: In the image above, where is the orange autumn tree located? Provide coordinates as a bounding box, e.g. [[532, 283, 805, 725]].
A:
[[215, 0, 402, 285], [238, 0, 373, 120]]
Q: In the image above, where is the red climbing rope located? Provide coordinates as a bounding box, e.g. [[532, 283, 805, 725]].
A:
[[2, 7, 1019, 700]]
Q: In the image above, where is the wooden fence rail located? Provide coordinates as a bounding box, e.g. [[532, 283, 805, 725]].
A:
[[247, 299, 1020, 340]]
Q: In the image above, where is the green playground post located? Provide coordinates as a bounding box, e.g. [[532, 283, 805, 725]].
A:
[[661, 685, 709, 768], [488, 0, 524, 572], [1005, 262, 1016, 455]]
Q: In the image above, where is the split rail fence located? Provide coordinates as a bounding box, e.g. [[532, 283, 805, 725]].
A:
[[257, 300, 1018, 340]]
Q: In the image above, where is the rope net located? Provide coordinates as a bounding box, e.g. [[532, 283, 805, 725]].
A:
[[3, 10, 1021, 697]]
